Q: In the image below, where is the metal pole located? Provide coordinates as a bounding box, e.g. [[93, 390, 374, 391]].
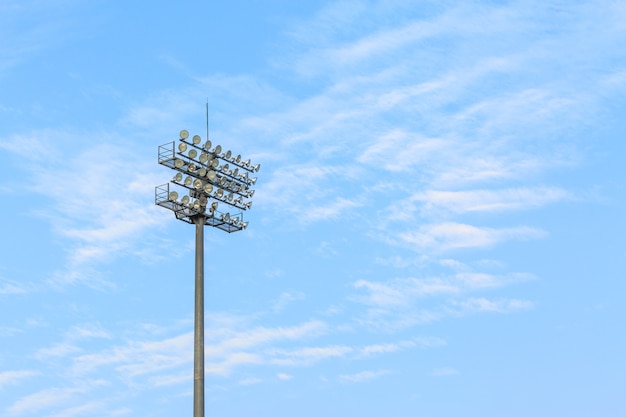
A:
[[193, 215, 205, 417]]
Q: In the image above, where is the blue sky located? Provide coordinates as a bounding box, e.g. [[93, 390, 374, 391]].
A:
[[1, 0, 625, 416]]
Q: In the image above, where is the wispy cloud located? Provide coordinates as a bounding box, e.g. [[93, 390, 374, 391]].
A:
[[0, 370, 39, 389], [398, 223, 546, 252], [339, 369, 391, 383]]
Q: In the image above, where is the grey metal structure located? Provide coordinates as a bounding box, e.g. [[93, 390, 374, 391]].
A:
[[155, 129, 259, 417]]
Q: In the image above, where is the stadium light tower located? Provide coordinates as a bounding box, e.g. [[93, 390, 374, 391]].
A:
[[155, 128, 260, 417]]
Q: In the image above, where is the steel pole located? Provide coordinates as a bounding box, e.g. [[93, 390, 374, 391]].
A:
[[193, 215, 205, 417]]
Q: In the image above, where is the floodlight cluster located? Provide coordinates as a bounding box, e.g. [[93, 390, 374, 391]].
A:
[[155, 129, 259, 232]]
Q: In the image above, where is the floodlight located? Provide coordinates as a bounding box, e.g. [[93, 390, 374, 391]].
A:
[[252, 163, 261, 172], [249, 177, 257, 185], [156, 123, 260, 417]]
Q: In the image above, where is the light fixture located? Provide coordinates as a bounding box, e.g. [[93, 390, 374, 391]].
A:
[[155, 119, 261, 417]]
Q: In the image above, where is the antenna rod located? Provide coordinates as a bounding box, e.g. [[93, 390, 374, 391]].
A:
[[206, 100, 209, 142]]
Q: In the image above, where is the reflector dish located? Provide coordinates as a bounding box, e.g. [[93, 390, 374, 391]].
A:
[[216, 189, 224, 198], [204, 140, 212, 150], [192, 135, 201, 145], [181, 195, 190, 205], [221, 163, 229, 172], [193, 200, 201, 209], [235, 154, 241, 163], [199, 196, 208, 206], [198, 168, 207, 177], [241, 221, 249, 229], [227, 192, 234, 202], [193, 179, 203, 189], [253, 163, 261, 172], [203, 183, 213, 193], [188, 163, 197, 172], [173, 172, 183, 182], [207, 170, 217, 180], [199, 153, 208, 163], [214, 145, 222, 154], [180, 130, 189, 139], [174, 159, 184, 169], [210, 159, 219, 168], [225, 150, 232, 159], [184, 176, 193, 186], [178, 142, 188, 152], [168, 191, 179, 201], [222, 213, 230, 221], [188, 149, 198, 159]]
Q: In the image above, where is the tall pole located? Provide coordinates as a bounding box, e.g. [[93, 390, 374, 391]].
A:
[[155, 127, 260, 416], [193, 215, 205, 417]]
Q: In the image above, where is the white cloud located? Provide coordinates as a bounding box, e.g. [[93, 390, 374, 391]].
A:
[[0, 370, 39, 389], [398, 223, 546, 252], [269, 345, 353, 366], [272, 291, 306, 313], [339, 369, 391, 383]]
